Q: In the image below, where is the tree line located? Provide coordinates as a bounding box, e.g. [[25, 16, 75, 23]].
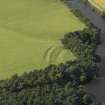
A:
[[0, 63, 100, 105]]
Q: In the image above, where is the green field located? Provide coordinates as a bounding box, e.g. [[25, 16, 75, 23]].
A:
[[0, 0, 85, 79]]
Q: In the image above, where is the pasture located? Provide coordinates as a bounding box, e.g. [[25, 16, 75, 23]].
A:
[[0, 0, 85, 79]]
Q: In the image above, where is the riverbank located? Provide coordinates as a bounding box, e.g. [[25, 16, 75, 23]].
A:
[[68, 0, 105, 102]]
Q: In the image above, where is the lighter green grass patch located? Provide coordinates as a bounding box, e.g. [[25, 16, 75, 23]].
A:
[[0, 0, 85, 79]]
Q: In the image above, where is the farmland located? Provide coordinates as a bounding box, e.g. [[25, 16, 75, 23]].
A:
[[0, 0, 85, 79], [88, 0, 105, 11]]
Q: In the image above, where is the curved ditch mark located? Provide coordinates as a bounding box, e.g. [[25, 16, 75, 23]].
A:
[[57, 49, 76, 63], [44, 45, 75, 65], [50, 46, 63, 64], [44, 46, 58, 65], [43, 46, 54, 60], [46, 46, 62, 65], [57, 49, 68, 63], [67, 0, 105, 102], [44, 45, 69, 65]]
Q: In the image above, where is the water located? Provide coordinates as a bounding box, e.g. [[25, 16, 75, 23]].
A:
[[67, 0, 105, 102]]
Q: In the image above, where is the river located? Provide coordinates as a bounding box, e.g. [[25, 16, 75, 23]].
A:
[[67, 0, 105, 102]]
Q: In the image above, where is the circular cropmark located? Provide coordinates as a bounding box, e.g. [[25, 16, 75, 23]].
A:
[[43, 45, 76, 65]]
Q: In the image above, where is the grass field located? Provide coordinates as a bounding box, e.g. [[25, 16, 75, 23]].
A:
[[89, 0, 105, 11], [0, 0, 85, 79]]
